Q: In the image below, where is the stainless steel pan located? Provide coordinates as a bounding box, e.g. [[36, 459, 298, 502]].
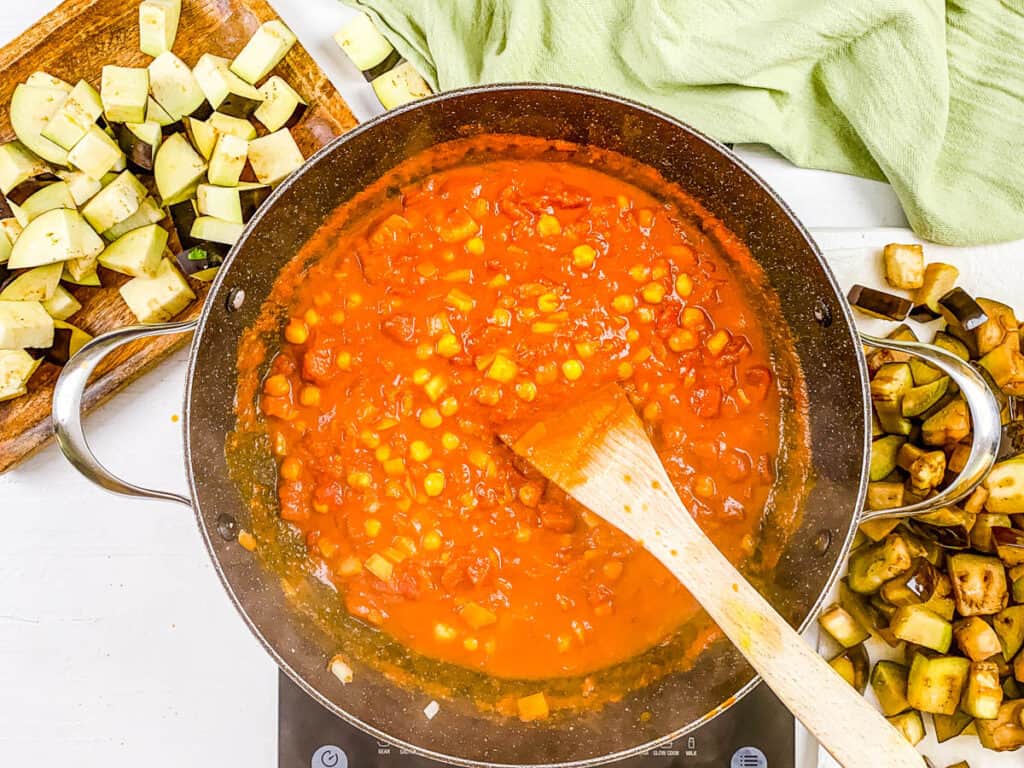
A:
[[50, 85, 1001, 767]]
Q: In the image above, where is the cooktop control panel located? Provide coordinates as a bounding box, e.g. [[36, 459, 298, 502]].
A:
[[279, 673, 793, 768]]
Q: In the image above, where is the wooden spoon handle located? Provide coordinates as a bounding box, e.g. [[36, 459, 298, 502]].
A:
[[619, 463, 924, 767]]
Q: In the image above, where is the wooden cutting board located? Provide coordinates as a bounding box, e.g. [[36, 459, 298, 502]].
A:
[[0, 0, 358, 472]]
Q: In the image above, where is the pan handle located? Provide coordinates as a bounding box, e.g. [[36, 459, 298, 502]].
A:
[[52, 320, 199, 507], [858, 333, 1002, 521]]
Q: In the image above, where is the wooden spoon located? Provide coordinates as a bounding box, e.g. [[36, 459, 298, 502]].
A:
[[502, 384, 925, 768]]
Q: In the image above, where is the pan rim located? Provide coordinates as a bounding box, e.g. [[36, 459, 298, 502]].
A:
[[182, 82, 871, 768]]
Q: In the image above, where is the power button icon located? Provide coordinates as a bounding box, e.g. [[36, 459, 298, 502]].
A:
[[312, 745, 348, 768]]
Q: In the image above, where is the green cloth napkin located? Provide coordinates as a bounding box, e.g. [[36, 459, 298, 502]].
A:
[[345, 0, 1024, 246]]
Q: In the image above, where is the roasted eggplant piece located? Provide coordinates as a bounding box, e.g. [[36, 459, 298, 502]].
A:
[[932, 708, 974, 743], [860, 516, 902, 542], [907, 653, 970, 714], [819, 604, 870, 647], [974, 699, 1024, 751], [897, 442, 947, 490], [891, 604, 953, 652], [984, 455, 1024, 514], [870, 660, 910, 716], [829, 643, 869, 692], [848, 284, 912, 321], [881, 558, 939, 606], [916, 262, 960, 312], [870, 435, 905, 481], [948, 553, 1009, 616], [909, 303, 942, 322], [866, 481, 904, 511], [866, 324, 917, 373], [979, 336, 1024, 397], [903, 377, 949, 417], [922, 398, 970, 446], [953, 616, 1003, 661], [973, 298, 1019, 358], [886, 710, 925, 746], [939, 287, 989, 333], [970, 513, 1013, 553], [872, 362, 914, 434], [883, 243, 925, 290], [961, 660, 1003, 719], [847, 533, 913, 594], [994, 606, 1024, 661], [838, 579, 891, 643]]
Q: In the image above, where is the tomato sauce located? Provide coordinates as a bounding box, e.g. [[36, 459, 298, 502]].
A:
[[252, 154, 789, 682]]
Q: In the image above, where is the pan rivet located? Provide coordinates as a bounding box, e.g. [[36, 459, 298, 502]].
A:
[[226, 288, 246, 312], [813, 529, 832, 554], [813, 299, 833, 327], [216, 513, 238, 541]]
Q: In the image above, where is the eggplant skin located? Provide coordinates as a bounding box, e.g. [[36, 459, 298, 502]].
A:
[[7, 172, 61, 205], [361, 49, 402, 83], [112, 123, 156, 171]]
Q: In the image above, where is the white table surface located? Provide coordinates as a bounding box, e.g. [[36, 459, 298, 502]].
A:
[[1, 2, 1018, 767]]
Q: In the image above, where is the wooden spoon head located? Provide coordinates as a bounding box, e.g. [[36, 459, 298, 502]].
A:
[[499, 383, 643, 493]]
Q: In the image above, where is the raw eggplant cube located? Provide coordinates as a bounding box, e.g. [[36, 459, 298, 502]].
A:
[[230, 20, 297, 84], [207, 134, 248, 187], [371, 61, 431, 110], [40, 80, 103, 151], [148, 52, 207, 120], [207, 112, 257, 140], [254, 76, 306, 132], [247, 129, 304, 185], [8, 208, 103, 270], [333, 12, 395, 72], [98, 223, 167, 277], [196, 182, 269, 224], [67, 125, 125, 181], [0, 141, 56, 201], [81, 171, 148, 234], [0, 348, 41, 401], [193, 54, 264, 118], [153, 133, 207, 206], [101, 66, 149, 124], [113, 121, 162, 172], [139, 0, 181, 57], [119, 257, 195, 323], [0, 300, 55, 348], [42, 285, 81, 320], [10, 84, 71, 167]]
